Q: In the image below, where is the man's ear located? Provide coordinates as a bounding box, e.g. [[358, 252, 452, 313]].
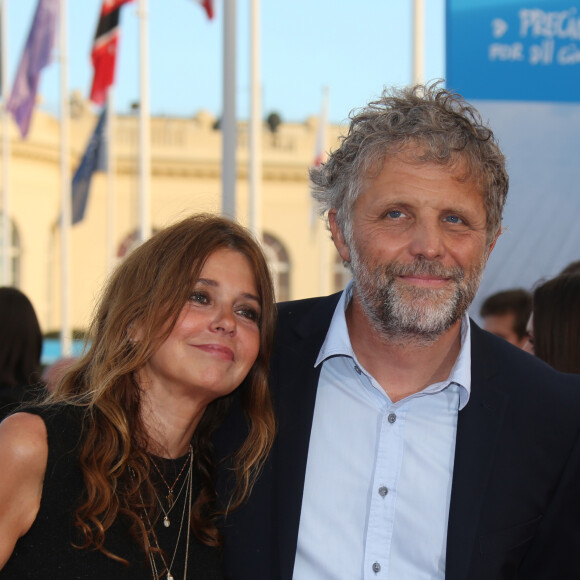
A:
[[329, 210, 351, 263], [486, 228, 501, 259]]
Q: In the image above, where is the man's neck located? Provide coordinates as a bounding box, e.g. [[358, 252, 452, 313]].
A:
[[345, 296, 463, 403]]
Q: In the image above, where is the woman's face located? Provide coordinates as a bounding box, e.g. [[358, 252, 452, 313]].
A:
[[137, 248, 262, 405]]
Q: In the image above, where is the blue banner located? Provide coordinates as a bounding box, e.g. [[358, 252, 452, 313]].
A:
[[446, 0, 580, 102]]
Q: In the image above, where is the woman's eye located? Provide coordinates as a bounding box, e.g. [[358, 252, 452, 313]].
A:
[[236, 307, 260, 323], [189, 291, 209, 305]]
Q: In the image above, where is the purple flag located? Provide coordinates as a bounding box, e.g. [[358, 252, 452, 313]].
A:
[[7, 0, 58, 138]]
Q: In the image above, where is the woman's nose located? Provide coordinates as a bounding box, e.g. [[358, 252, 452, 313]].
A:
[[211, 306, 236, 334]]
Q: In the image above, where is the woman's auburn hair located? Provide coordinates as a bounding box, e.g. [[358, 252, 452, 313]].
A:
[[48, 213, 276, 560]]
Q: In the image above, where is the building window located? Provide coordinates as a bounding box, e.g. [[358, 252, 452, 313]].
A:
[[262, 233, 290, 302], [117, 228, 160, 260], [333, 252, 351, 293], [0, 215, 21, 286]]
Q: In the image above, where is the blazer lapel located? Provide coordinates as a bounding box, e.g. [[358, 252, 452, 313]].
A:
[[273, 294, 341, 580], [445, 323, 510, 580]]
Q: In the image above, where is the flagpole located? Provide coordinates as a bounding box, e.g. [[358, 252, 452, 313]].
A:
[[222, 0, 236, 218], [316, 87, 329, 296], [138, 0, 150, 242], [59, 0, 72, 355], [413, 0, 425, 84], [248, 0, 261, 239], [310, 86, 328, 231], [1, 0, 11, 286], [106, 89, 116, 273]]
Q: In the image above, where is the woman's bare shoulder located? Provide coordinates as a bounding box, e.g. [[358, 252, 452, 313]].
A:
[[0, 412, 48, 462], [0, 412, 48, 569]]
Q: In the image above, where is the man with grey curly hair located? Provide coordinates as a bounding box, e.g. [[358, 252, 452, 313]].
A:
[[218, 83, 580, 580], [311, 83, 508, 345]]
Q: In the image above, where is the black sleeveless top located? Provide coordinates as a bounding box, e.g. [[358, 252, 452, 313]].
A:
[[2, 405, 223, 579]]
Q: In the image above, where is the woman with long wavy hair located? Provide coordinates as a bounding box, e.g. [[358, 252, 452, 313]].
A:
[[0, 214, 276, 579]]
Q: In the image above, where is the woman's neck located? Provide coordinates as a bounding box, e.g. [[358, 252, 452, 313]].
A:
[[138, 383, 207, 458]]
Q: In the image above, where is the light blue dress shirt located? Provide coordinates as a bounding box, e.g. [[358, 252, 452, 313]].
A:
[[293, 283, 472, 580]]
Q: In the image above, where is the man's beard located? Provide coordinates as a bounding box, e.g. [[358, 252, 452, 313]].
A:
[[350, 245, 485, 345]]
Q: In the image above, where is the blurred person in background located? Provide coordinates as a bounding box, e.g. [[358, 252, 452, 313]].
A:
[[0, 287, 43, 421], [41, 357, 77, 393], [525, 273, 580, 374], [479, 288, 531, 349], [559, 259, 580, 276]]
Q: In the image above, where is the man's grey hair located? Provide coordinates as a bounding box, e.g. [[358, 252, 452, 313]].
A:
[[310, 81, 509, 247]]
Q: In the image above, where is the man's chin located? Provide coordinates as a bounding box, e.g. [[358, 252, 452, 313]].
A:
[[395, 282, 457, 303], [393, 314, 457, 337], [378, 294, 463, 339]]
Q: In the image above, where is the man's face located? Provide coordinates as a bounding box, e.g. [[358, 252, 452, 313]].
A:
[[331, 150, 497, 342], [483, 312, 527, 348]]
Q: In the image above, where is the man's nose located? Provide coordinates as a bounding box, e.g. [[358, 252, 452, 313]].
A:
[[408, 219, 444, 260]]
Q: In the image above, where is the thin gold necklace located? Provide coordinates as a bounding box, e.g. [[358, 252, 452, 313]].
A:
[[140, 454, 193, 580], [150, 447, 193, 528], [149, 445, 193, 509]]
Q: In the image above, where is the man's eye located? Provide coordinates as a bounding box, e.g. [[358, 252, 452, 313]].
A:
[[444, 215, 463, 224], [190, 291, 209, 304], [386, 210, 403, 219]]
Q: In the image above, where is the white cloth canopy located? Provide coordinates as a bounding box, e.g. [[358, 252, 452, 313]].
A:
[[469, 100, 580, 324]]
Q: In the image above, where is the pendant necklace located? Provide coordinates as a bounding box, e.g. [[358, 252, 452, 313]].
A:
[[149, 445, 193, 512], [139, 452, 193, 580], [152, 460, 191, 528]]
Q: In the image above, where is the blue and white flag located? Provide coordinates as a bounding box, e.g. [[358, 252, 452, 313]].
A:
[[71, 108, 107, 225]]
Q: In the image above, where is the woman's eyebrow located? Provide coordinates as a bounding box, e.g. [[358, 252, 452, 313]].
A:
[[196, 278, 260, 304]]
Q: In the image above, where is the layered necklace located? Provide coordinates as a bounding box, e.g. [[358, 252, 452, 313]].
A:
[[139, 446, 194, 580], [149, 446, 192, 528]]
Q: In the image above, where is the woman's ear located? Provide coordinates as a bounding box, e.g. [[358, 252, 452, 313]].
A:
[[127, 322, 143, 343]]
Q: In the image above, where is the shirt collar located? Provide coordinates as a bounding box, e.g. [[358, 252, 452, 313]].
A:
[[316, 280, 472, 409]]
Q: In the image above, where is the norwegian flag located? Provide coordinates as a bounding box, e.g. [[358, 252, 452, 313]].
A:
[[194, 0, 215, 20], [89, 0, 133, 106]]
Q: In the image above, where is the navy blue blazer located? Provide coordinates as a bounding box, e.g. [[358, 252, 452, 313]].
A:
[[216, 292, 580, 580]]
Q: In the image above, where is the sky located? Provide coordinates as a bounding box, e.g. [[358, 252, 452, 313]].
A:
[[7, 0, 446, 125], [7, 1, 580, 319]]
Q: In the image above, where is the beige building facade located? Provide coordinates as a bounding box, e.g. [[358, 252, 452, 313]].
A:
[[1, 96, 351, 334]]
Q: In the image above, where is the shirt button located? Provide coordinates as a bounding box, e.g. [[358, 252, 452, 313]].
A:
[[372, 562, 381, 573], [354, 364, 362, 375], [387, 413, 397, 424], [378, 486, 388, 497]]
